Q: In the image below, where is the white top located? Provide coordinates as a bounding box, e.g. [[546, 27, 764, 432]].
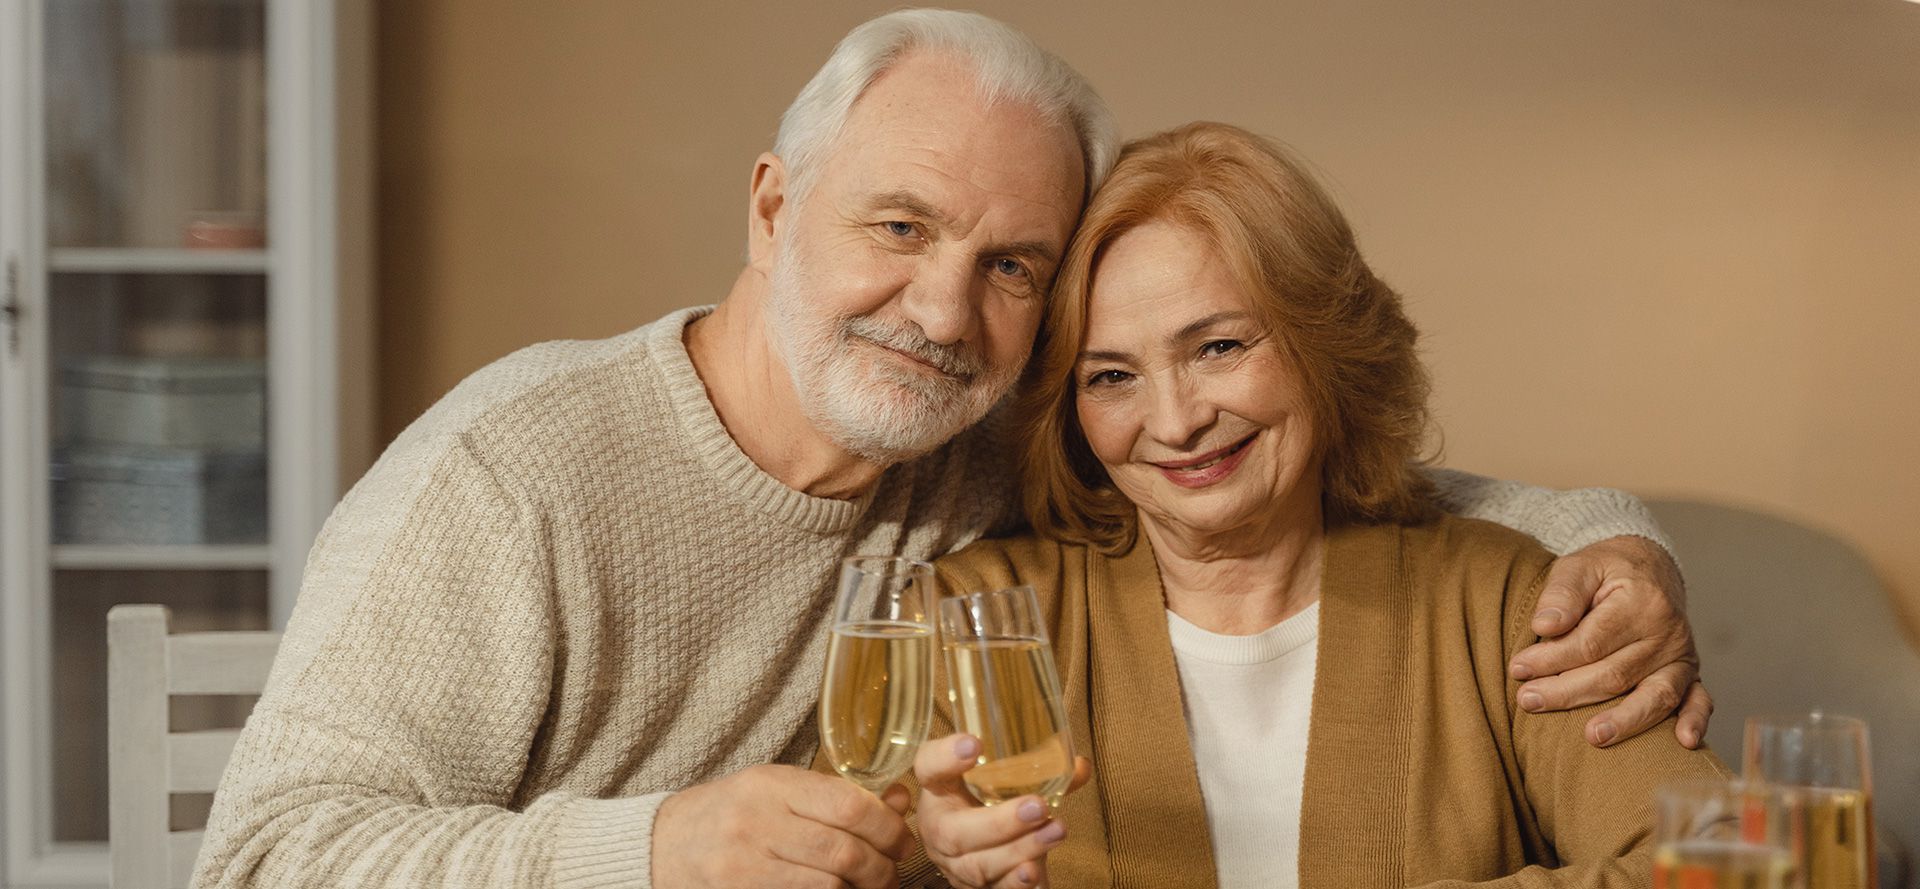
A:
[[1167, 601, 1320, 889]]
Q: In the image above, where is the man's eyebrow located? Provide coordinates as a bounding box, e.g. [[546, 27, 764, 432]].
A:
[[863, 191, 1062, 264], [864, 190, 951, 226], [999, 240, 1063, 266]]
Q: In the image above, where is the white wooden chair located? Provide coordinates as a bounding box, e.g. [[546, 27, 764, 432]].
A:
[[107, 604, 281, 889]]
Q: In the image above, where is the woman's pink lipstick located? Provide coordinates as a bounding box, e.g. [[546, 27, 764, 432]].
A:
[[1151, 433, 1257, 489]]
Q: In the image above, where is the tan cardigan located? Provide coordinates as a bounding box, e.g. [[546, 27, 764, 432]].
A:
[[921, 516, 1728, 888]]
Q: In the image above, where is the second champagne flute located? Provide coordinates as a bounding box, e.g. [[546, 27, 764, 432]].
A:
[[1744, 712, 1876, 889], [937, 584, 1075, 808], [818, 556, 938, 793]]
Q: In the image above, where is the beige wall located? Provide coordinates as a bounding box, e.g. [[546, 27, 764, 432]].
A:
[[376, 0, 1920, 637]]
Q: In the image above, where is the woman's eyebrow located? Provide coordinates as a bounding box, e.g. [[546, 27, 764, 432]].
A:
[[1078, 311, 1256, 364], [1172, 311, 1254, 343], [1077, 348, 1132, 364]]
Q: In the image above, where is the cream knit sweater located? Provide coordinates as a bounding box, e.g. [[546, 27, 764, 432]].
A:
[[190, 306, 1672, 889]]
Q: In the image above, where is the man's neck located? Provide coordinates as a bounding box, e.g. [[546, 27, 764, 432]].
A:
[[684, 270, 890, 501]]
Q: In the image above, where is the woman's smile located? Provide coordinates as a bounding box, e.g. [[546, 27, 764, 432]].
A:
[[1149, 431, 1260, 489]]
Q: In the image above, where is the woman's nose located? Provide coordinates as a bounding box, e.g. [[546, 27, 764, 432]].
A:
[[1142, 372, 1213, 449]]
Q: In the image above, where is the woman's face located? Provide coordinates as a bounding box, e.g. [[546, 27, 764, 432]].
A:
[[1074, 220, 1322, 542]]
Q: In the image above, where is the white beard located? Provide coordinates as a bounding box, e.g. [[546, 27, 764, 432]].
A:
[[762, 229, 1018, 464]]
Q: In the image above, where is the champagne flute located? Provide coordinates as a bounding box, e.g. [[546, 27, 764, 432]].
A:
[[1744, 713, 1876, 889], [818, 556, 938, 792], [1653, 778, 1795, 889], [936, 584, 1075, 808]]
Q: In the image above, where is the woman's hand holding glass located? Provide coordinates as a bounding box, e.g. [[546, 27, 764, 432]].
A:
[[913, 732, 1091, 888], [913, 585, 1091, 888]]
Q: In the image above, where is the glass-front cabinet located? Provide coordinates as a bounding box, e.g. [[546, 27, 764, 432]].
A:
[[0, 2, 370, 885]]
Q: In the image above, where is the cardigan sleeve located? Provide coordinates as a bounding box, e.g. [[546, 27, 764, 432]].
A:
[[1411, 559, 1730, 889], [191, 439, 661, 889]]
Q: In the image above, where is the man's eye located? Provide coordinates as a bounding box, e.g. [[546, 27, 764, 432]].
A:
[[882, 221, 916, 238], [992, 258, 1029, 279], [1200, 340, 1243, 358]]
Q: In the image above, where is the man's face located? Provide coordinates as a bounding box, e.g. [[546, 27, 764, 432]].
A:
[[758, 52, 1086, 463]]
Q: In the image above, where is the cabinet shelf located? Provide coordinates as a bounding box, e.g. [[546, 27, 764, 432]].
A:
[[51, 544, 273, 571], [49, 248, 271, 276]]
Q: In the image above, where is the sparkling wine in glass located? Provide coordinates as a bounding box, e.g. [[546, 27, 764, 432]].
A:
[[937, 584, 1075, 808], [818, 556, 937, 792], [1653, 778, 1795, 889], [1744, 712, 1876, 889]]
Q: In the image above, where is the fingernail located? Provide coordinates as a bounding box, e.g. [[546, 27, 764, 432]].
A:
[[1038, 820, 1067, 844], [1594, 722, 1617, 745], [1536, 608, 1565, 627], [1016, 864, 1035, 885], [1519, 692, 1543, 711], [954, 736, 980, 759], [1509, 663, 1534, 681], [1681, 727, 1698, 748], [1018, 799, 1046, 822]]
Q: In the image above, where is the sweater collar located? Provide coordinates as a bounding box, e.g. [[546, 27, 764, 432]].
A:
[[644, 306, 876, 535]]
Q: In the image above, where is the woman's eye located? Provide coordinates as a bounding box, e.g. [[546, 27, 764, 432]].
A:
[[1084, 369, 1130, 387], [1200, 339, 1243, 358]]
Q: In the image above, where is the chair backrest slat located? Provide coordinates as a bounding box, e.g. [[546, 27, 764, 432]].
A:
[[166, 632, 281, 695], [167, 729, 244, 795], [109, 605, 281, 889]]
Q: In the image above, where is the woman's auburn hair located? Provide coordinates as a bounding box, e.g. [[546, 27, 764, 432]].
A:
[[1019, 121, 1439, 553]]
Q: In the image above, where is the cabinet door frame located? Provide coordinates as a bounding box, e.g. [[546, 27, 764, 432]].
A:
[[0, 1, 360, 884], [1, 1, 85, 884]]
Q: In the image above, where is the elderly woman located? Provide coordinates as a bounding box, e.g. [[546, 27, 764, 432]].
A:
[[908, 122, 1726, 889]]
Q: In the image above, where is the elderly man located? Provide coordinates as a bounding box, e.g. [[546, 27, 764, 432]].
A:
[[194, 10, 1704, 889]]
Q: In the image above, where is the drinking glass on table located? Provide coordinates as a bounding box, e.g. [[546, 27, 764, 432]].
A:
[[936, 584, 1075, 808], [817, 556, 938, 793], [1653, 778, 1795, 889], [1745, 713, 1876, 889]]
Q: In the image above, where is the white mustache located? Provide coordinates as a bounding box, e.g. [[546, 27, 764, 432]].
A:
[[842, 317, 984, 381]]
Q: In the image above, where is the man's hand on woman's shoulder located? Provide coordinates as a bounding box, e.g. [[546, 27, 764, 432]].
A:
[[1507, 535, 1714, 750]]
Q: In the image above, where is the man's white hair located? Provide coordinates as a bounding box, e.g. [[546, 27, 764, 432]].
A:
[[774, 8, 1118, 202]]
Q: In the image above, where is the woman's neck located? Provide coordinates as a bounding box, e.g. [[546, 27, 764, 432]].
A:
[[1141, 502, 1326, 636]]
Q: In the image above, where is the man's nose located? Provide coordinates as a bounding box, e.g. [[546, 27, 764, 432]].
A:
[[1143, 371, 1213, 449], [896, 253, 981, 346]]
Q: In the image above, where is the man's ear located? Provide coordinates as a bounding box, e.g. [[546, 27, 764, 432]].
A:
[[747, 152, 788, 271]]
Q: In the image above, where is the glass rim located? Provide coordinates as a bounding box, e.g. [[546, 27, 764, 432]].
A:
[[936, 584, 1046, 640], [1744, 711, 1869, 732], [840, 555, 934, 572], [937, 584, 1042, 617]]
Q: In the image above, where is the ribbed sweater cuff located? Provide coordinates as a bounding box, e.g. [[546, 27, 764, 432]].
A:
[[553, 792, 671, 889], [1528, 487, 1679, 564]]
